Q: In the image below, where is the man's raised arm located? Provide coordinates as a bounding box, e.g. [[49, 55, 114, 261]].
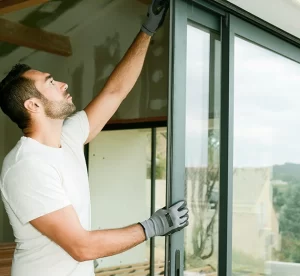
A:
[[84, 0, 169, 144]]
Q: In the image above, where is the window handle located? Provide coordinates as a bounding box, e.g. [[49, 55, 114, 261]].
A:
[[175, 250, 180, 276]]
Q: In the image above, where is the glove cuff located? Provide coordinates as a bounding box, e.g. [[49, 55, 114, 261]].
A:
[[141, 25, 154, 36], [138, 222, 148, 240], [140, 219, 155, 240]]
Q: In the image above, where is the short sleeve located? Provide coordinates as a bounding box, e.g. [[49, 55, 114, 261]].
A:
[[1, 160, 71, 225], [62, 110, 90, 145]]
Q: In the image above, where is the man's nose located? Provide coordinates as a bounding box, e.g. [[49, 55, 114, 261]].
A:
[[61, 83, 68, 91]]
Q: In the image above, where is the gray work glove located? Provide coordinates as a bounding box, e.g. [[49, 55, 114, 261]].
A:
[[140, 200, 189, 240], [141, 0, 170, 36]]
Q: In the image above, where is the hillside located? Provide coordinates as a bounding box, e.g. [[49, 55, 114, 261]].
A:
[[273, 163, 300, 184]]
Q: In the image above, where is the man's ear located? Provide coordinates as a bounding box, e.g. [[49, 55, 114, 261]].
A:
[[24, 98, 41, 113]]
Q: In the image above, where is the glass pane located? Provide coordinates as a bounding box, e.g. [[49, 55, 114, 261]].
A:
[[89, 129, 151, 273], [184, 23, 221, 275], [89, 127, 167, 275], [155, 128, 167, 274], [232, 37, 300, 276]]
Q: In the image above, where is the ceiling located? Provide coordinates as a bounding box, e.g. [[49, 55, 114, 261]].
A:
[[0, 0, 299, 58], [3, 0, 300, 39], [0, 0, 121, 57], [227, 0, 300, 39]]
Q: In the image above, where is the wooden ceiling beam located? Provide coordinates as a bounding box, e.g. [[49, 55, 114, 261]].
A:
[[0, 18, 72, 56], [0, 0, 49, 15]]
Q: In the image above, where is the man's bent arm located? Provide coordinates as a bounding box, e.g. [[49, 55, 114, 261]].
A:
[[83, 32, 151, 144], [30, 200, 188, 262], [82, 224, 145, 261], [30, 205, 146, 262]]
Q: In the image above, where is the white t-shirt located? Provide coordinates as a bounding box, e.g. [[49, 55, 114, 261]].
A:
[[0, 111, 94, 276]]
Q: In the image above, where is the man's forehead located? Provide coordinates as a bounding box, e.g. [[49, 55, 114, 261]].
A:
[[23, 70, 50, 81]]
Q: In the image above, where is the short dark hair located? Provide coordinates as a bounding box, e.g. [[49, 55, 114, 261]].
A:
[[0, 64, 42, 131]]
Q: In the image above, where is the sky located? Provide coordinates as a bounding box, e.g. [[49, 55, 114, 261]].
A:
[[185, 25, 300, 168]]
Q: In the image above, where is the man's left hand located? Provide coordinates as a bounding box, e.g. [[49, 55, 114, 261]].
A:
[[141, 0, 170, 36]]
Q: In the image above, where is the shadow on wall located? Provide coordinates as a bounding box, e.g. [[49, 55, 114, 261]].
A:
[[72, 63, 85, 111], [0, 116, 22, 242], [138, 23, 169, 119], [92, 15, 169, 120], [93, 32, 122, 118]]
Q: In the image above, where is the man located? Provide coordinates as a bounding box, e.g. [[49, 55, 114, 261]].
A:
[[0, 1, 189, 276]]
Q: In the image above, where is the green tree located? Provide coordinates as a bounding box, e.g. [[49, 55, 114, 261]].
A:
[[273, 186, 286, 213], [279, 184, 300, 262], [187, 129, 219, 260]]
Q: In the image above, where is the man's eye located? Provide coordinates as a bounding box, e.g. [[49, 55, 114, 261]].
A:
[[50, 80, 55, 85]]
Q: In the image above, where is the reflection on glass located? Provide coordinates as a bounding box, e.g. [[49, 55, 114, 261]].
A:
[[155, 128, 167, 274], [154, 128, 167, 275], [146, 127, 167, 275], [233, 37, 300, 276], [184, 23, 221, 275]]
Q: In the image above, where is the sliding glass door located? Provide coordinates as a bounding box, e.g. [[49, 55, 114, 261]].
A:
[[167, 1, 221, 275], [168, 1, 300, 276], [231, 16, 300, 276]]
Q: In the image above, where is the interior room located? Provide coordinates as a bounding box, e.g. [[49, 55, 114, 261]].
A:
[[1, 0, 300, 276]]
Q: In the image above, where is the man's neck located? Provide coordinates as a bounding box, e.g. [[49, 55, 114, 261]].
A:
[[27, 119, 64, 148]]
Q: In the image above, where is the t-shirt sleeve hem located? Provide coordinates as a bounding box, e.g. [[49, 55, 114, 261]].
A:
[[79, 110, 90, 144], [62, 110, 90, 145], [20, 201, 72, 225]]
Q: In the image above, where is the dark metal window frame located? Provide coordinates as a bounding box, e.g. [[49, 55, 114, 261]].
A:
[[192, 0, 300, 48]]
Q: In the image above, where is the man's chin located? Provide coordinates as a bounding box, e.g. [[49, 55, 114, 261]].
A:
[[63, 107, 77, 119], [64, 103, 76, 116], [47, 107, 77, 120], [70, 104, 77, 114]]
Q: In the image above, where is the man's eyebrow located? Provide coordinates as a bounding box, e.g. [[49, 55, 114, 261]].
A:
[[45, 74, 53, 82]]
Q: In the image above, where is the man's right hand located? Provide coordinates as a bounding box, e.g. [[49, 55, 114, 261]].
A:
[[139, 200, 189, 240]]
